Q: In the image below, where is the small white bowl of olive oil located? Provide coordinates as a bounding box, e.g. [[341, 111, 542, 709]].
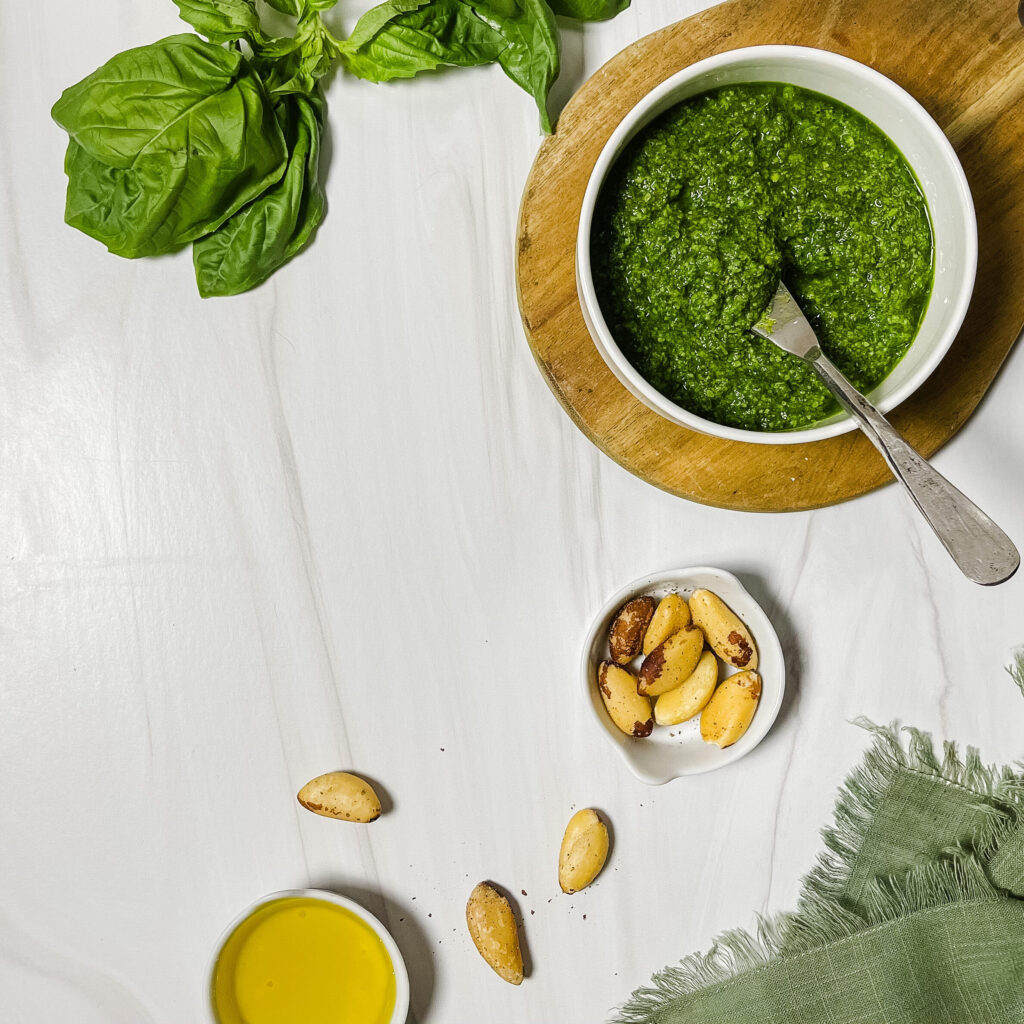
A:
[[207, 889, 409, 1024]]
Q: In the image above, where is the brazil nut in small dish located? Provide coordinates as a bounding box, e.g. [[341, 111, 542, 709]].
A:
[[582, 567, 785, 783], [576, 46, 977, 444]]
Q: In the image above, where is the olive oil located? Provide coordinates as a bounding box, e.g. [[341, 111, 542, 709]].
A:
[[212, 897, 396, 1024]]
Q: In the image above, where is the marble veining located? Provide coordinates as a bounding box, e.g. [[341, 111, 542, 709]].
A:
[[1, 1, 1023, 1021]]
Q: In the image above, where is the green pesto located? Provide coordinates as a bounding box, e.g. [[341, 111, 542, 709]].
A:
[[592, 83, 934, 431]]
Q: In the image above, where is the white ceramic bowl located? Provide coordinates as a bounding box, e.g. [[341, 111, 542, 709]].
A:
[[582, 567, 785, 784], [206, 889, 410, 1024], [576, 45, 977, 445]]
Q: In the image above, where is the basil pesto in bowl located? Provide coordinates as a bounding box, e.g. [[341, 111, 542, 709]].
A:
[[576, 46, 977, 445]]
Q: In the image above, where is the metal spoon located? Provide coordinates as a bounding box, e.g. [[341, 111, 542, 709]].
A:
[[751, 280, 1019, 585]]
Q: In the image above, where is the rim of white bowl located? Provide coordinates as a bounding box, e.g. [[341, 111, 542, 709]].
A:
[[206, 888, 411, 1024], [576, 44, 978, 446], [580, 567, 786, 784]]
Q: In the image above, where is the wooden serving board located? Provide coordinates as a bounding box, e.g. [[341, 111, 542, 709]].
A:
[[516, 0, 1024, 511]]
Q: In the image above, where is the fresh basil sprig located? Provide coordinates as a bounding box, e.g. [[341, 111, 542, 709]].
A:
[[52, 0, 630, 295], [254, 8, 342, 96]]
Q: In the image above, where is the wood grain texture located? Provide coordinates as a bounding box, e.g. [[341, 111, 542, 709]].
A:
[[517, 0, 1024, 511]]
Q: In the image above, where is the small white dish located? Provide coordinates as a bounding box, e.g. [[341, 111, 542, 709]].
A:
[[576, 45, 978, 445], [581, 567, 785, 784], [206, 888, 410, 1024]]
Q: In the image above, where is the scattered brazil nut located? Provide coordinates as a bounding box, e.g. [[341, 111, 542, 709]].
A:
[[608, 596, 656, 664], [638, 624, 704, 697], [297, 771, 382, 822], [700, 670, 762, 747], [466, 882, 524, 985], [654, 649, 719, 726], [598, 661, 654, 737], [643, 593, 691, 655], [558, 808, 609, 894], [689, 589, 758, 670]]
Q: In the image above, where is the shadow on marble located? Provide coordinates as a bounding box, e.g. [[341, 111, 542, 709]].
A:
[[595, 807, 615, 874], [307, 878, 434, 1024], [732, 569, 802, 736], [318, 108, 336, 200], [548, 20, 587, 129]]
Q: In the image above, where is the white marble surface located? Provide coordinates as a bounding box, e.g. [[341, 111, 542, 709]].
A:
[[2, 1, 1024, 1021]]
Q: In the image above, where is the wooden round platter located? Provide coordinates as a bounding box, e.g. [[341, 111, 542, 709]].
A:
[[516, 0, 1024, 511]]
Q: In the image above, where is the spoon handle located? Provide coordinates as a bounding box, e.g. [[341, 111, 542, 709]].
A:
[[809, 353, 1019, 585]]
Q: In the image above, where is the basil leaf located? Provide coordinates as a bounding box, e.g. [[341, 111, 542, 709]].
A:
[[264, 0, 303, 15], [546, 0, 629, 19], [193, 93, 325, 296], [342, 0, 558, 131], [473, 0, 558, 132], [343, 0, 503, 80], [258, 0, 339, 24], [344, 0, 431, 52], [171, 0, 264, 43], [52, 35, 287, 257]]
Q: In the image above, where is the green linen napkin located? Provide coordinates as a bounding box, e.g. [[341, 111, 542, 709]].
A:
[[615, 722, 1024, 1024], [1008, 648, 1024, 698]]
